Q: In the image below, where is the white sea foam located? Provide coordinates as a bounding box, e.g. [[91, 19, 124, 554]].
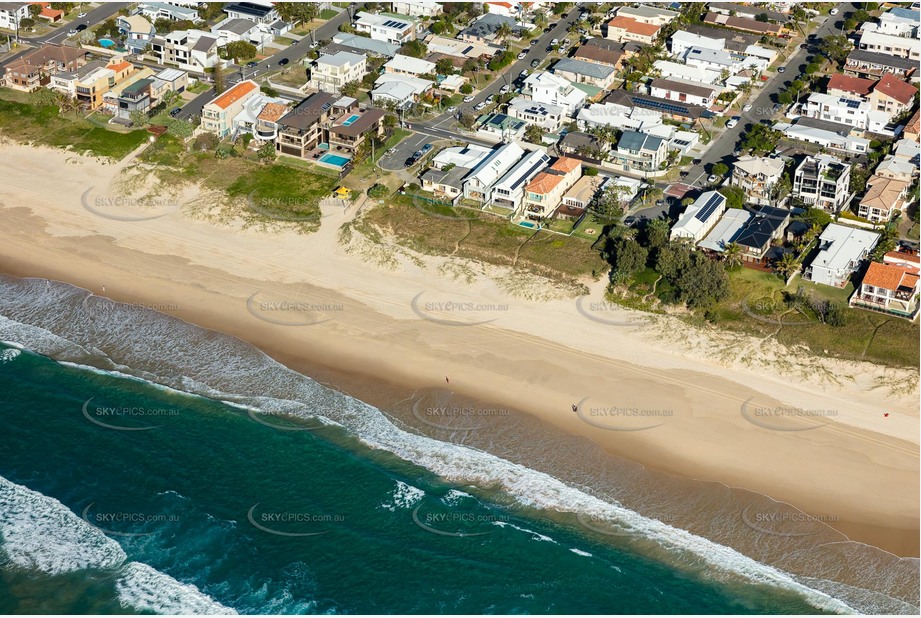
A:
[[494, 521, 557, 544], [0, 279, 907, 614], [442, 489, 472, 506], [380, 480, 424, 512], [0, 476, 126, 575], [116, 562, 237, 615], [0, 348, 20, 363], [570, 548, 593, 557]]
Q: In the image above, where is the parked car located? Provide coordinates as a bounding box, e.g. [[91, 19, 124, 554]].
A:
[[474, 101, 487, 111], [246, 61, 258, 68], [68, 28, 77, 34], [829, 8, 839, 15], [420, 143, 433, 154], [485, 94, 495, 103], [77, 12, 87, 17], [777, 66, 785, 73], [543, 26, 552, 33], [550, 38, 559, 46], [278, 58, 289, 66], [74, 23, 87, 32], [707, 174, 719, 184], [499, 84, 511, 94], [517, 51, 527, 60], [531, 39, 540, 46], [530, 58, 540, 68], [445, 106, 457, 114], [169, 107, 181, 117], [519, 69, 529, 78], [726, 116, 741, 129], [742, 103, 752, 113], [463, 95, 474, 102]]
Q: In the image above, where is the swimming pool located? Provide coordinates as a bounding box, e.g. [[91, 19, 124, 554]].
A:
[[519, 221, 537, 229], [318, 153, 350, 168], [340, 114, 361, 127], [98, 38, 116, 48]]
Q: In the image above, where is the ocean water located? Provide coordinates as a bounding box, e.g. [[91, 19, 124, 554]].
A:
[[0, 276, 916, 614]]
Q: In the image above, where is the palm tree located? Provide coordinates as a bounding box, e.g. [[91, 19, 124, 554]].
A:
[[723, 243, 743, 268], [775, 252, 799, 279], [495, 23, 513, 42], [642, 186, 663, 206]]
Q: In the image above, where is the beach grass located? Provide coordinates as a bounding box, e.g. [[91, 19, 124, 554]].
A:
[[0, 89, 147, 159], [354, 193, 608, 286]]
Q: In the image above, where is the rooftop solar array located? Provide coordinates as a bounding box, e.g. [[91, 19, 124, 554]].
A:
[[695, 193, 723, 222], [631, 95, 693, 116], [382, 19, 408, 29]]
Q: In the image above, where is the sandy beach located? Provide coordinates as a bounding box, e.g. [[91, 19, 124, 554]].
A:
[[0, 140, 917, 560]]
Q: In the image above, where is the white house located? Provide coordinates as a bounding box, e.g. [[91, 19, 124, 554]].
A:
[[0, 3, 29, 31], [391, 0, 442, 18], [506, 96, 566, 131], [309, 51, 367, 93], [616, 5, 678, 27], [552, 58, 618, 90], [210, 17, 273, 50], [489, 149, 552, 210], [615, 129, 668, 173], [670, 30, 724, 56], [384, 53, 436, 77], [463, 142, 526, 202], [354, 11, 417, 45], [803, 92, 893, 135], [858, 30, 921, 61], [431, 144, 492, 170], [577, 101, 664, 133], [732, 156, 785, 206], [774, 120, 871, 155], [371, 73, 432, 109], [670, 190, 728, 242], [806, 224, 880, 287], [653, 59, 721, 85], [149, 29, 221, 72], [223, 1, 278, 24], [793, 154, 852, 213], [864, 7, 919, 38], [649, 78, 719, 107], [683, 46, 766, 75], [523, 72, 586, 116], [138, 2, 199, 22]]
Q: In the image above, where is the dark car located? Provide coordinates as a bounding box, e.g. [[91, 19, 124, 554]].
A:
[[543, 26, 552, 32], [278, 58, 289, 66], [530, 58, 540, 68], [404, 156, 417, 167], [246, 61, 258, 68], [420, 143, 433, 154], [168, 107, 181, 117], [74, 23, 87, 32]]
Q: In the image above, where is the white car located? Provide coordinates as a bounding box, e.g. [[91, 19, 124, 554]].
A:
[[517, 51, 527, 60], [68, 28, 77, 35], [77, 12, 86, 17], [474, 101, 487, 111], [463, 95, 474, 103], [742, 104, 752, 113], [499, 84, 511, 94], [829, 8, 839, 15], [707, 174, 720, 184], [445, 106, 457, 114]]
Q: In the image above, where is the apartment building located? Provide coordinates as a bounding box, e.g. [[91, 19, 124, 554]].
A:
[[858, 30, 920, 61], [522, 157, 582, 220], [462, 142, 525, 202], [806, 224, 879, 287], [489, 149, 551, 211], [731, 156, 785, 206], [73, 59, 135, 110], [506, 97, 566, 131], [615, 5, 678, 27], [149, 29, 221, 72], [858, 175, 910, 223], [327, 108, 387, 156], [614, 130, 668, 173], [199, 80, 260, 138], [0, 3, 29, 30], [275, 92, 355, 159], [522, 72, 586, 116], [803, 93, 891, 134], [792, 155, 852, 213], [551, 58, 617, 90], [3, 44, 87, 92], [309, 51, 367, 93], [606, 15, 661, 45]]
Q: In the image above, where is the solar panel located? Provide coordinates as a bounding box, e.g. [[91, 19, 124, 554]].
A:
[[694, 193, 723, 222]]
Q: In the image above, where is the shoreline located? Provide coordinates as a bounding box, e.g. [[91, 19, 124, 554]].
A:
[[0, 141, 917, 565]]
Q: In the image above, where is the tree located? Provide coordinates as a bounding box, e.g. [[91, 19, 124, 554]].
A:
[[193, 133, 219, 151], [222, 41, 257, 63], [383, 113, 397, 131], [590, 184, 632, 223], [642, 185, 663, 206], [19, 17, 34, 29], [656, 240, 693, 281], [494, 22, 514, 42], [207, 64, 226, 94], [870, 226, 898, 261], [723, 242, 743, 268], [260, 84, 278, 97], [341, 80, 360, 97], [458, 110, 477, 128], [719, 185, 747, 210], [712, 162, 729, 177], [399, 39, 427, 58], [274, 2, 319, 25], [459, 82, 473, 94], [774, 252, 799, 279], [740, 123, 781, 155], [462, 58, 479, 74], [257, 142, 276, 163], [129, 110, 148, 127], [777, 91, 793, 106], [644, 218, 670, 251], [818, 34, 852, 65], [607, 238, 649, 282], [675, 253, 730, 308], [524, 123, 543, 144], [166, 118, 193, 139], [435, 57, 455, 76], [28, 4, 42, 17]]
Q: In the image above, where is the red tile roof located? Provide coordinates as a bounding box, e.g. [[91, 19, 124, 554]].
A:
[[211, 80, 257, 110], [551, 156, 581, 173], [905, 109, 920, 137], [607, 16, 661, 37], [862, 261, 920, 292], [827, 73, 874, 97], [873, 73, 918, 105]]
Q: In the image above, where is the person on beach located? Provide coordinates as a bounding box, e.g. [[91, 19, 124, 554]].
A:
[[445, 377, 449, 384], [571, 404, 578, 413]]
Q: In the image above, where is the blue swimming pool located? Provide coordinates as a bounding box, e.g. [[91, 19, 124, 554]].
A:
[[318, 153, 350, 167], [98, 38, 116, 48], [519, 221, 537, 229], [341, 114, 361, 127]]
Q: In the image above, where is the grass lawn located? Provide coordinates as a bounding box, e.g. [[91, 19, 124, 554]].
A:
[[187, 82, 210, 94], [706, 266, 918, 367], [319, 8, 338, 19], [352, 193, 608, 285], [0, 90, 147, 159], [348, 129, 411, 183]]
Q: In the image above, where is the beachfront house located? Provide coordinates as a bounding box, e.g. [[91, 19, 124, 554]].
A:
[[670, 190, 727, 242], [805, 224, 880, 287]]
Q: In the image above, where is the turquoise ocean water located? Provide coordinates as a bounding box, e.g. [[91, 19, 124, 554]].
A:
[[0, 276, 915, 614]]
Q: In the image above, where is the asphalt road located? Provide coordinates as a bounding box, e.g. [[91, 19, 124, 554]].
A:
[[177, 4, 360, 120], [681, 3, 857, 187]]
